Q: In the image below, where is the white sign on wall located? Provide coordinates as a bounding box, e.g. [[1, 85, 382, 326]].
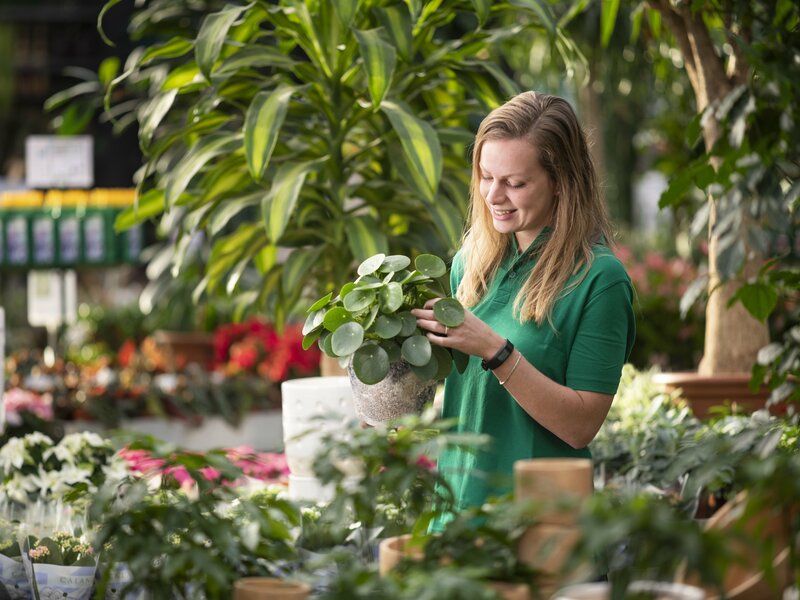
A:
[[27, 270, 78, 328], [25, 135, 94, 188]]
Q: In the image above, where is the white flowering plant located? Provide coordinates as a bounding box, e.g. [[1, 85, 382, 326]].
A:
[[0, 432, 128, 506], [24, 531, 95, 567]]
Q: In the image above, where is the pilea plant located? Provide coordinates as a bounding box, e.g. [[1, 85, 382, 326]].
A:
[[303, 253, 465, 384]]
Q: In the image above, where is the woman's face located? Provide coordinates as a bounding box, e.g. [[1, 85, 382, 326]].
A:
[[478, 137, 555, 251]]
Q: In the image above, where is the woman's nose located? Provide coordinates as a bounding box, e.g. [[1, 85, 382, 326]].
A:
[[485, 181, 503, 203]]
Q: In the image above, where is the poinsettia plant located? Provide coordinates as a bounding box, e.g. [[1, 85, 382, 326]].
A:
[[212, 318, 320, 382]]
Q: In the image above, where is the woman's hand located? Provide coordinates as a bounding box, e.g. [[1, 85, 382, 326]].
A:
[[412, 299, 506, 361]]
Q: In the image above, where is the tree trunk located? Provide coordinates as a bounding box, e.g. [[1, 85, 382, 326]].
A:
[[652, 0, 770, 375]]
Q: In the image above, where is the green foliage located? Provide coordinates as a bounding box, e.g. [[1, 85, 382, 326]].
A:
[[311, 411, 488, 553], [591, 365, 700, 491], [568, 490, 732, 599], [89, 440, 300, 599], [60, 0, 564, 327], [305, 253, 464, 384]]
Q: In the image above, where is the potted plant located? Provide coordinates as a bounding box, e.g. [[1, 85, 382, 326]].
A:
[[20, 531, 98, 600], [593, 2, 799, 412], [303, 252, 464, 424], [48, 0, 569, 340]]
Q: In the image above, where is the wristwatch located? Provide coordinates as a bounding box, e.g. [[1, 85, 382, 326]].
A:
[[481, 339, 514, 370]]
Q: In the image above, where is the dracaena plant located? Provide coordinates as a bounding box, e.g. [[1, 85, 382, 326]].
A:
[[50, 0, 572, 325], [303, 252, 465, 384]]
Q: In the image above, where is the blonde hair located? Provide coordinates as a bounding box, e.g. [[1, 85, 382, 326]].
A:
[[457, 91, 612, 325]]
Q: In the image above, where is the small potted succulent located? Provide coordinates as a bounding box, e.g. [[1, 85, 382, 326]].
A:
[[303, 253, 465, 425]]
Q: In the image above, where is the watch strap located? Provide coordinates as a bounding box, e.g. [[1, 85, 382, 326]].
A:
[[481, 339, 514, 370]]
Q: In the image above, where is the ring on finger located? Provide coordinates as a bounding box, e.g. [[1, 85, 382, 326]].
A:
[[444, 326, 449, 336]]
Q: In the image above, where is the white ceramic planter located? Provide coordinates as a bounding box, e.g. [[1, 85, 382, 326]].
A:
[[281, 376, 357, 501]]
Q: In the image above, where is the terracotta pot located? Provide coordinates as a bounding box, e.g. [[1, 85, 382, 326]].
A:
[[678, 491, 794, 599], [651, 372, 779, 419], [517, 523, 589, 598], [514, 458, 593, 525], [378, 534, 426, 576], [551, 581, 705, 599], [233, 577, 311, 600], [152, 330, 216, 370], [348, 360, 436, 425], [486, 581, 532, 600]]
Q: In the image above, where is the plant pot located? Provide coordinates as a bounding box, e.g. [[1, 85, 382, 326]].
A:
[[378, 534, 426, 576], [152, 330, 215, 370], [551, 581, 706, 599], [651, 372, 777, 419], [517, 523, 588, 598], [514, 458, 593, 525], [347, 360, 437, 426], [678, 491, 794, 599], [486, 581, 532, 600], [233, 577, 311, 600], [280, 376, 357, 501]]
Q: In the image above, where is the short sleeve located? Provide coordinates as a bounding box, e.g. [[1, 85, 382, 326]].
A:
[[565, 280, 635, 394]]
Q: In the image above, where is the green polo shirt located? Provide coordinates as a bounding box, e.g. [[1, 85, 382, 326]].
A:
[[435, 231, 635, 522]]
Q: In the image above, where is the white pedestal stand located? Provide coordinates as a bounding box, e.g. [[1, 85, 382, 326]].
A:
[[281, 376, 357, 502]]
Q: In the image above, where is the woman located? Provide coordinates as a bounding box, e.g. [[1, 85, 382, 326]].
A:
[[413, 91, 635, 526]]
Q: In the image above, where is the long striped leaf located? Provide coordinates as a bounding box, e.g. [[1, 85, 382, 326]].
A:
[[263, 160, 318, 242], [140, 37, 194, 66], [345, 215, 389, 261], [161, 63, 202, 91], [114, 189, 166, 231], [508, 0, 557, 37], [215, 46, 296, 77], [469, 0, 490, 26], [195, 4, 249, 81], [354, 29, 397, 109], [209, 191, 263, 236], [165, 133, 241, 205], [426, 196, 463, 251], [381, 100, 442, 202], [138, 89, 178, 150], [375, 5, 412, 62], [244, 87, 294, 181], [333, 0, 360, 27], [97, 0, 122, 46], [478, 61, 520, 99], [282, 247, 322, 294], [601, 0, 621, 47]]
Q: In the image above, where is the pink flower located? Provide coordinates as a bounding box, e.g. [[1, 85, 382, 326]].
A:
[[3, 388, 54, 424]]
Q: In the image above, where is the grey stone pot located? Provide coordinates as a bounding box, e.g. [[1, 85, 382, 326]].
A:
[[347, 360, 437, 426]]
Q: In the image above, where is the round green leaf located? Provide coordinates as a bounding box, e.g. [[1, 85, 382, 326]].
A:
[[363, 304, 380, 330], [411, 353, 438, 382], [302, 328, 323, 351], [352, 344, 390, 384], [415, 254, 446, 278], [401, 335, 431, 367], [373, 314, 403, 338], [380, 340, 402, 363], [433, 298, 465, 327], [331, 322, 365, 356], [307, 292, 333, 313], [395, 269, 412, 283], [302, 308, 326, 335], [432, 345, 453, 379], [344, 289, 376, 312], [380, 255, 411, 272], [398, 311, 417, 337], [357, 253, 386, 276], [339, 282, 356, 299], [318, 332, 334, 356], [323, 307, 353, 331], [380, 282, 403, 313], [355, 279, 386, 290]]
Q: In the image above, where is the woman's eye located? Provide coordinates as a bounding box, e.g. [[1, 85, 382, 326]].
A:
[[509, 182, 525, 189]]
